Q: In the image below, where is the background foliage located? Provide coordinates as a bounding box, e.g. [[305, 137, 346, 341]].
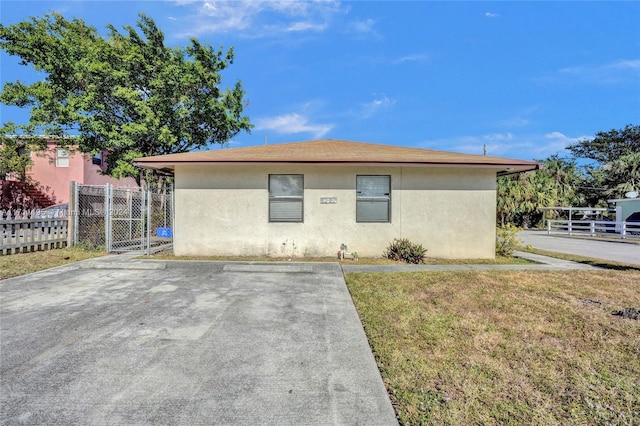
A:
[[497, 124, 640, 228], [0, 13, 252, 184]]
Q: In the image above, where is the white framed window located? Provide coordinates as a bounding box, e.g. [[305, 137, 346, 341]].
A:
[[356, 175, 391, 222], [56, 148, 70, 168], [269, 174, 303, 222]]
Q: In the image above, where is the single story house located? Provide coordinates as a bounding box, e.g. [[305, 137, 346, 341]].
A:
[[135, 139, 538, 259]]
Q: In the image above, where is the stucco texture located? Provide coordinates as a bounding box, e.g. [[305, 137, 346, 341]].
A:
[[173, 164, 498, 259], [28, 145, 137, 204]]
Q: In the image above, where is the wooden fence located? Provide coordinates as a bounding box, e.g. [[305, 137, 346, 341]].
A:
[[0, 209, 68, 255]]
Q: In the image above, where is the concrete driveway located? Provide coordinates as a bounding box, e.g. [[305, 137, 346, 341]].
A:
[[519, 230, 640, 266], [0, 258, 398, 425]]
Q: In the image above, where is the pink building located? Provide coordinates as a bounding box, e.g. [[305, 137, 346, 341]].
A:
[[25, 140, 138, 204]]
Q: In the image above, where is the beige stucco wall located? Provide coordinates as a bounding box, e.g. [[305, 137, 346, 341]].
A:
[[173, 164, 498, 259]]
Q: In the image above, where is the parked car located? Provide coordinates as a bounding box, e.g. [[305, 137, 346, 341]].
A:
[[625, 211, 640, 223], [624, 211, 640, 235]]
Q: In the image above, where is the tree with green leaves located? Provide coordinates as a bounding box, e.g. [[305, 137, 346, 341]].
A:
[[0, 13, 252, 184], [0, 137, 31, 181], [497, 155, 584, 228], [0, 123, 48, 181], [540, 154, 584, 206], [496, 171, 555, 228], [568, 124, 640, 200]]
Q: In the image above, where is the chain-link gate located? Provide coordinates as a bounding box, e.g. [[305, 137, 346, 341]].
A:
[[75, 184, 108, 248], [106, 186, 145, 253], [72, 182, 173, 254]]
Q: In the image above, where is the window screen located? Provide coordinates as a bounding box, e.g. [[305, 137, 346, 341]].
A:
[[269, 174, 303, 222], [356, 175, 390, 222]]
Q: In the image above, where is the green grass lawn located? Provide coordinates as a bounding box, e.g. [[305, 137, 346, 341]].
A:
[[346, 270, 640, 425], [0, 247, 104, 280]]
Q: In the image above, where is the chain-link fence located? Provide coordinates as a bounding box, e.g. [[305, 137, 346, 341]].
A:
[[71, 183, 173, 254], [75, 184, 108, 248], [107, 187, 145, 252]]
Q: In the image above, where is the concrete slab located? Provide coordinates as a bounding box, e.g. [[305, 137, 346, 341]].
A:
[[0, 260, 398, 425], [342, 251, 600, 273], [512, 251, 599, 269], [222, 264, 315, 273]]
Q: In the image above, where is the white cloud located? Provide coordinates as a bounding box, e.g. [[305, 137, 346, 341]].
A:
[[606, 59, 640, 70], [392, 53, 430, 65], [550, 58, 640, 85], [255, 113, 333, 138], [542, 131, 592, 153], [420, 131, 591, 159], [174, 0, 343, 37], [344, 18, 381, 40], [351, 94, 395, 119], [485, 12, 500, 18], [358, 94, 395, 118], [352, 18, 375, 34], [286, 21, 328, 32]]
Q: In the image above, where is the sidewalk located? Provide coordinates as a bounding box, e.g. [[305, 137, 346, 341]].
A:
[[62, 249, 600, 275], [341, 251, 599, 273]]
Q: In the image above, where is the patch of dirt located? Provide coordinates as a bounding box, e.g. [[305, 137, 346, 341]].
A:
[[579, 298, 604, 307], [611, 307, 640, 320], [578, 298, 640, 320]]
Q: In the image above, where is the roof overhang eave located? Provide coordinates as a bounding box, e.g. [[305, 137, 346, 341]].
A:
[[134, 160, 540, 173], [496, 163, 540, 176]]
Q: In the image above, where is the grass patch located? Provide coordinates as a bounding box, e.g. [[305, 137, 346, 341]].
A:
[[522, 247, 640, 271], [345, 270, 640, 425], [0, 247, 104, 280], [148, 251, 533, 266]]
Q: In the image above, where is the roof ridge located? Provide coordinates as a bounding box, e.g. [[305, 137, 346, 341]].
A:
[[134, 139, 539, 177]]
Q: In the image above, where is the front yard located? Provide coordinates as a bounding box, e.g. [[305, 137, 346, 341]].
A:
[[3, 246, 638, 424], [346, 270, 640, 425]]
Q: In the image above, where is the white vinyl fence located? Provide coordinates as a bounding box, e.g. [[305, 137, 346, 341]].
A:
[[0, 209, 68, 255], [547, 219, 640, 239]]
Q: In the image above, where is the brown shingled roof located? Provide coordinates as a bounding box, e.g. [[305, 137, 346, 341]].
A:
[[134, 139, 538, 175]]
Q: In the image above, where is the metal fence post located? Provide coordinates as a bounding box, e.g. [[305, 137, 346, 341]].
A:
[[171, 184, 175, 254], [74, 181, 79, 246], [146, 187, 151, 255], [68, 181, 79, 247], [104, 183, 111, 252]]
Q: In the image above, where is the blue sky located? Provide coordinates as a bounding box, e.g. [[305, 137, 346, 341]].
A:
[[1, 1, 639, 161]]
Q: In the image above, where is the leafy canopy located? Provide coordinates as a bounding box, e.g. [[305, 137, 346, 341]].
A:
[[497, 155, 584, 228], [568, 124, 640, 199], [0, 13, 252, 182], [496, 124, 639, 228]]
